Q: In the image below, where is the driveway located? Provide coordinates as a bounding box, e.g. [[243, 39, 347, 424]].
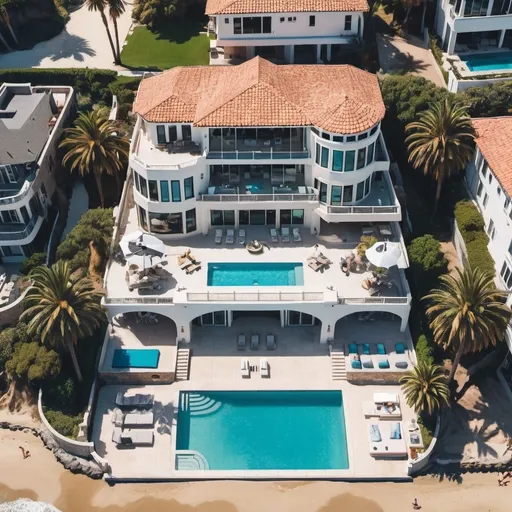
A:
[[0, 3, 133, 69], [377, 32, 446, 88]]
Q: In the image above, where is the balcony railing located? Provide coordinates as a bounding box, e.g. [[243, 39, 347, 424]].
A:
[[103, 297, 174, 304], [0, 215, 40, 241], [0, 177, 35, 206], [207, 150, 309, 160], [338, 296, 411, 305], [199, 191, 318, 202], [131, 154, 199, 171], [187, 291, 324, 302], [321, 205, 399, 214]]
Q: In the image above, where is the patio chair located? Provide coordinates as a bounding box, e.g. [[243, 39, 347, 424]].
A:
[[260, 359, 270, 378], [270, 228, 279, 242], [250, 334, 260, 350], [241, 359, 250, 378], [215, 229, 223, 244], [185, 262, 201, 274], [395, 342, 406, 354], [115, 392, 154, 408], [360, 343, 371, 355], [112, 427, 154, 447], [237, 334, 246, 350], [348, 343, 358, 354], [238, 229, 246, 245], [307, 257, 324, 272], [112, 409, 154, 427], [266, 334, 276, 350], [375, 343, 387, 355], [293, 228, 302, 242], [226, 229, 235, 244], [281, 227, 290, 242], [316, 253, 332, 266]]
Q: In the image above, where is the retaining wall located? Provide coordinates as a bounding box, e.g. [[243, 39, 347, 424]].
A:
[[452, 219, 469, 269], [407, 414, 441, 475]]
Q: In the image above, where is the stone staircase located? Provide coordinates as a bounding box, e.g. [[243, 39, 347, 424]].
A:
[[175, 348, 190, 381], [330, 342, 347, 381]]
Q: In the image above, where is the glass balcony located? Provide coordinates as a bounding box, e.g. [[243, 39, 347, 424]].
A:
[[0, 215, 40, 241]]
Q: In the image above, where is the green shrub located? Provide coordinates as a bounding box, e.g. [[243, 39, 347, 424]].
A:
[[415, 334, 434, 366], [43, 409, 82, 438], [408, 235, 447, 296], [0, 68, 117, 87], [5, 342, 61, 383], [19, 252, 47, 275], [454, 200, 485, 232], [44, 375, 77, 409], [0, 322, 31, 367], [466, 235, 495, 276]]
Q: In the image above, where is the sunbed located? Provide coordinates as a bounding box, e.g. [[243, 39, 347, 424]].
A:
[[362, 401, 402, 420], [115, 392, 154, 408], [293, 228, 302, 242], [238, 229, 246, 245], [316, 253, 332, 266], [376, 355, 390, 369], [215, 229, 223, 244], [112, 427, 154, 447], [360, 343, 371, 355], [349, 354, 362, 369], [237, 334, 246, 350], [348, 343, 358, 354], [395, 342, 406, 354], [307, 257, 324, 272], [266, 334, 276, 350], [368, 422, 407, 458], [250, 334, 260, 350], [360, 354, 374, 369], [281, 227, 290, 242], [374, 392, 400, 405], [185, 262, 201, 274], [270, 228, 279, 242], [260, 359, 270, 378], [226, 229, 235, 244], [112, 409, 154, 427], [395, 357, 409, 369], [376, 343, 387, 355], [241, 359, 250, 378]]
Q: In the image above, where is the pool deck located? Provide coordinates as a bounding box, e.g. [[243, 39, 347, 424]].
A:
[[92, 320, 415, 482]]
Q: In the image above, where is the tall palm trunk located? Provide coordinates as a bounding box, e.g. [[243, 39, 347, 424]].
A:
[[94, 169, 105, 208], [420, 1, 427, 33], [431, 171, 444, 220], [112, 16, 122, 64], [99, 8, 119, 64], [0, 26, 12, 52], [1, 9, 18, 46], [68, 336, 83, 383], [448, 338, 465, 384]]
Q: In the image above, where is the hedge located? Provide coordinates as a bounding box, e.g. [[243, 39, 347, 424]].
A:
[[415, 334, 434, 365], [454, 200, 495, 276], [0, 68, 117, 87]]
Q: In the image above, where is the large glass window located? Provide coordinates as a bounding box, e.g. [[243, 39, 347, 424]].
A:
[[239, 210, 249, 225], [149, 212, 183, 234], [182, 125, 192, 141], [168, 126, 177, 142], [138, 205, 148, 230], [292, 210, 304, 224], [148, 180, 159, 201], [186, 209, 197, 233], [1, 210, 19, 223], [280, 209, 292, 225], [156, 125, 166, 144], [356, 181, 365, 201], [333, 150, 343, 172], [160, 181, 170, 202], [344, 15, 352, 30], [315, 143, 321, 165], [184, 177, 194, 199], [251, 210, 266, 225], [367, 142, 375, 166], [266, 210, 276, 225], [234, 17, 241, 34], [364, 176, 371, 196], [133, 171, 140, 192], [262, 16, 271, 33], [343, 185, 353, 203], [211, 210, 235, 226], [20, 206, 30, 224], [243, 17, 262, 33], [331, 186, 342, 205], [357, 147, 366, 170], [171, 180, 181, 202], [345, 150, 355, 172], [500, 261, 512, 289], [319, 182, 327, 203], [321, 146, 329, 168], [139, 176, 148, 198]]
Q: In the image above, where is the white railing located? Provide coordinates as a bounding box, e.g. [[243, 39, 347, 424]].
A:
[[338, 296, 411, 305], [199, 192, 318, 202], [0, 179, 33, 206], [103, 297, 174, 304], [131, 154, 199, 171], [322, 205, 400, 214], [206, 149, 309, 160], [187, 291, 324, 302]]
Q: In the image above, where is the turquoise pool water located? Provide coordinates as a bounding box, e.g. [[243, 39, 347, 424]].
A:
[[207, 262, 304, 286], [112, 349, 160, 369], [176, 391, 349, 470], [464, 52, 512, 72]]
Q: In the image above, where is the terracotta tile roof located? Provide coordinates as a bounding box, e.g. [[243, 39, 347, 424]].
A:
[[205, 0, 368, 15], [472, 117, 512, 198], [134, 57, 384, 134]]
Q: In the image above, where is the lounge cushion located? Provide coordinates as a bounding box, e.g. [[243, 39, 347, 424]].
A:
[[395, 360, 409, 369], [378, 359, 390, 369], [361, 343, 371, 355], [349, 343, 358, 354], [395, 342, 406, 354], [351, 359, 362, 369], [376, 343, 386, 355]]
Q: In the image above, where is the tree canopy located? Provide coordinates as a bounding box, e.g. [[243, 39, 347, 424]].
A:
[[6, 342, 61, 383]]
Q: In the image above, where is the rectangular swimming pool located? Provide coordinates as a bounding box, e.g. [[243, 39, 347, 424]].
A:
[[176, 390, 349, 470], [207, 262, 304, 286], [464, 52, 512, 72], [112, 349, 160, 369]]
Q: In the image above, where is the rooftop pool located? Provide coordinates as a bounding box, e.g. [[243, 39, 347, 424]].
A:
[[207, 262, 304, 286], [176, 390, 349, 470], [464, 51, 512, 72]]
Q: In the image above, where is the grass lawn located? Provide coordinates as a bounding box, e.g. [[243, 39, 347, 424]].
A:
[[121, 21, 209, 70]]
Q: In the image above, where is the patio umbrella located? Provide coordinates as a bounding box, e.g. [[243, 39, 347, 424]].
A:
[[119, 231, 165, 269], [365, 241, 401, 269]]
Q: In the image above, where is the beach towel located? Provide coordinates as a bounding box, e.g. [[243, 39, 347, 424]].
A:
[[390, 423, 402, 440], [376, 343, 386, 355], [395, 342, 406, 354], [369, 424, 382, 442], [361, 343, 370, 355]]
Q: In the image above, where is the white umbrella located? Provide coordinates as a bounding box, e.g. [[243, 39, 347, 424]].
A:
[[365, 241, 401, 269], [119, 231, 165, 269]]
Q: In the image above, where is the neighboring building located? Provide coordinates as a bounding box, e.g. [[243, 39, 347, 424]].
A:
[[206, 0, 368, 64], [0, 83, 75, 262], [103, 57, 411, 343]]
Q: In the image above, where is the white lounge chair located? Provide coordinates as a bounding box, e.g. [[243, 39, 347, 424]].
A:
[[237, 334, 246, 350], [270, 228, 279, 242], [226, 229, 235, 244], [368, 422, 407, 458], [115, 392, 154, 408], [293, 228, 301, 242], [241, 359, 250, 378], [112, 409, 154, 427], [261, 358, 270, 378], [266, 334, 276, 350], [362, 401, 402, 420], [374, 392, 400, 405], [215, 229, 223, 244], [281, 227, 290, 242], [238, 229, 246, 245], [250, 334, 260, 350], [112, 427, 154, 447]]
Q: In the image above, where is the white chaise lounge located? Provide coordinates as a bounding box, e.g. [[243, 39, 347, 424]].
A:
[[112, 409, 154, 427], [368, 422, 407, 458], [261, 359, 270, 378], [237, 334, 246, 350], [241, 359, 250, 378], [215, 229, 223, 244], [115, 392, 154, 408], [112, 427, 154, 447], [226, 229, 235, 244]]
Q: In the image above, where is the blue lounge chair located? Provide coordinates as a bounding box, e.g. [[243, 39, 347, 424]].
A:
[[369, 424, 382, 442], [378, 358, 390, 369], [361, 343, 370, 355], [376, 343, 387, 355], [390, 423, 402, 440], [351, 359, 362, 369], [395, 342, 406, 354], [349, 343, 358, 354]]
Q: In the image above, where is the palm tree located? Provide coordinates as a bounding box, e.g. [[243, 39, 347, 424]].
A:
[[399, 361, 450, 415], [0, 24, 12, 52], [86, 0, 119, 65], [405, 99, 475, 218], [107, 0, 126, 64], [424, 266, 511, 384], [0, 8, 18, 46], [59, 109, 130, 207], [21, 261, 106, 383]]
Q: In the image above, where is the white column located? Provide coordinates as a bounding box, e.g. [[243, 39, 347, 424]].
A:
[[447, 28, 457, 55], [316, 44, 322, 63], [320, 321, 331, 344], [499, 29, 506, 48], [459, 0, 466, 15], [359, 14, 365, 38], [178, 321, 191, 343], [280, 310, 286, 327], [326, 44, 332, 62], [487, 0, 494, 16], [227, 310, 233, 327], [400, 314, 408, 333], [247, 46, 255, 59]]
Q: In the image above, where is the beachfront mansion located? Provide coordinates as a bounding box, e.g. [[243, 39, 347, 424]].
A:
[[103, 57, 411, 345]]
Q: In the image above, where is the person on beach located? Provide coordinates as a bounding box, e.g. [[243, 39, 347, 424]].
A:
[[412, 498, 421, 510], [19, 446, 30, 459]]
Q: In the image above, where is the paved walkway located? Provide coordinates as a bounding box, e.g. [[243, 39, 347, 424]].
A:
[[63, 179, 88, 237], [0, 3, 133, 69], [377, 32, 446, 88]]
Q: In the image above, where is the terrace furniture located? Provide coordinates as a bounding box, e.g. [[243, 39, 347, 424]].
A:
[[270, 228, 279, 242], [395, 359, 409, 369], [376, 343, 387, 355], [362, 224, 374, 236], [115, 392, 154, 408], [168, 140, 200, 155], [215, 229, 223, 244], [293, 228, 302, 242], [361, 354, 374, 369], [250, 334, 260, 350], [237, 334, 246, 350], [316, 253, 332, 266], [350, 354, 362, 369], [260, 359, 270, 378], [395, 342, 406, 354], [177, 250, 191, 267], [238, 229, 246, 245], [112, 427, 154, 447], [360, 343, 371, 355], [377, 356, 390, 369], [281, 227, 290, 242], [241, 359, 250, 378], [229, 171, 240, 183], [266, 334, 276, 350], [307, 257, 324, 272], [226, 229, 235, 244], [378, 224, 393, 238], [374, 392, 399, 405], [348, 343, 358, 354], [368, 422, 407, 458], [363, 401, 402, 420], [185, 262, 201, 274], [112, 408, 154, 427]]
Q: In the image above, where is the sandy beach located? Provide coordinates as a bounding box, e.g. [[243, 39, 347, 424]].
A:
[[0, 429, 508, 512]]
